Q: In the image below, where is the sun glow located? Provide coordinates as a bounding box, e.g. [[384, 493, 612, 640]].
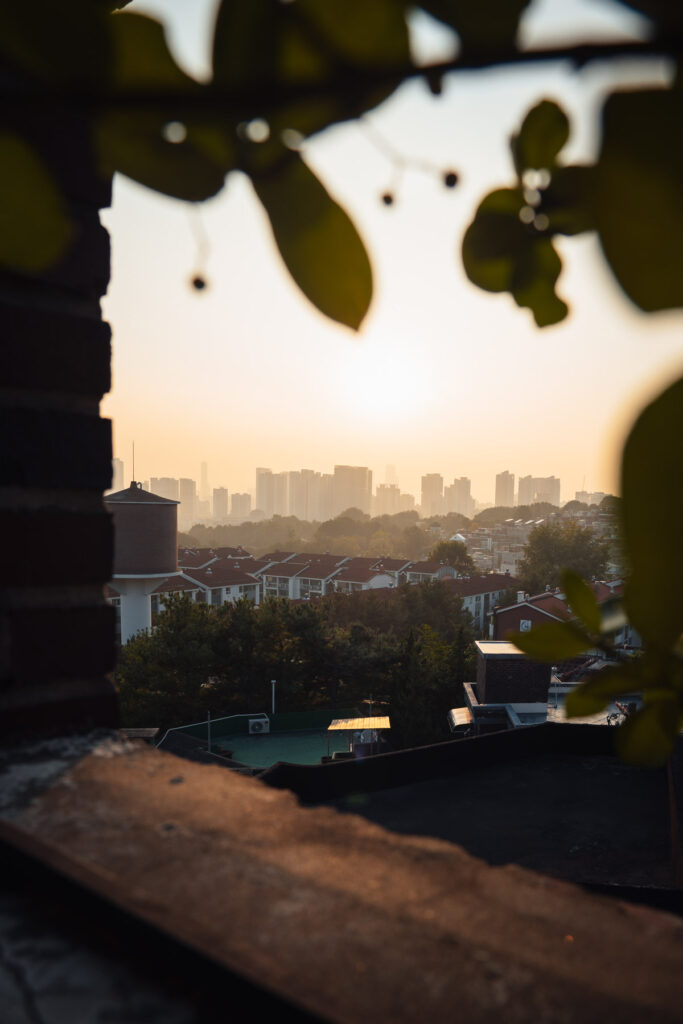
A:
[[338, 336, 433, 424]]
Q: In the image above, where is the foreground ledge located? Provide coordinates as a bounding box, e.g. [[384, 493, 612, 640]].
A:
[[1, 733, 682, 1022]]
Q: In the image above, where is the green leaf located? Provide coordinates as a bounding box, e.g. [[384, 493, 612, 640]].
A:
[[510, 620, 593, 661], [418, 1, 531, 50], [212, 0, 410, 141], [0, 133, 73, 271], [541, 166, 595, 236], [620, 376, 683, 649], [511, 100, 570, 177], [561, 570, 601, 633], [614, 691, 681, 767], [565, 664, 643, 718], [252, 154, 372, 330], [0, 0, 111, 85], [462, 188, 568, 326], [96, 13, 231, 200], [595, 88, 683, 312]]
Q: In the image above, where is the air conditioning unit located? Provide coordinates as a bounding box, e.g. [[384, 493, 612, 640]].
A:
[[248, 718, 270, 735]]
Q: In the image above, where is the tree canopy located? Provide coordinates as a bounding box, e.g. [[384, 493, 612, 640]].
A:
[[517, 521, 610, 595], [428, 539, 475, 575]]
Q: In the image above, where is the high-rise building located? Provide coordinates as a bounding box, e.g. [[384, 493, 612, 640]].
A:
[[444, 477, 473, 517], [150, 477, 179, 501], [231, 492, 251, 519], [495, 470, 515, 508], [288, 469, 322, 521], [213, 487, 228, 520], [518, 475, 560, 507], [178, 478, 197, 526], [375, 483, 401, 517], [421, 474, 443, 516], [332, 465, 372, 516], [385, 464, 398, 487], [273, 471, 289, 516], [255, 467, 274, 517], [111, 457, 124, 492]]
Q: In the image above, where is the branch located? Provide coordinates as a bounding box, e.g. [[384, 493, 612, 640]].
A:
[[2, 35, 680, 116]]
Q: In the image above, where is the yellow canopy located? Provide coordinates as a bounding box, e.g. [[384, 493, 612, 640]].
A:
[[328, 717, 391, 731]]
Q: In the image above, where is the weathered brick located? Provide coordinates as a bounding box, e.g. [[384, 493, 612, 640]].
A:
[[0, 510, 113, 585], [1, 302, 111, 396], [0, 409, 112, 490], [0, 677, 120, 738], [9, 606, 116, 682]]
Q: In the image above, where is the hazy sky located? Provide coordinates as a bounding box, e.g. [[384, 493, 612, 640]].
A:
[[101, 0, 682, 505]]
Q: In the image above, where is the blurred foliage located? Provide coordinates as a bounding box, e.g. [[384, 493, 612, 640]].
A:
[[116, 580, 475, 747], [1, 0, 682, 328], [512, 377, 683, 766], [428, 539, 475, 575]]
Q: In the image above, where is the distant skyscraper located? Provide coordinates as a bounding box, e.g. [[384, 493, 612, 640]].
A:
[[231, 493, 251, 519], [213, 487, 228, 520], [255, 467, 274, 517], [333, 465, 372, 516], [178, 478, 197, 525], [421, 474, 443, 516], [150, 477, 179, 501], [375, 483, 401, 517], [518, 475, 560, 507], [273, 471, 289, 516], [444, 477, 473, 517], [385, 464, 398, 487], [495, 471, 515, 508], [112, 457, 124, 492]]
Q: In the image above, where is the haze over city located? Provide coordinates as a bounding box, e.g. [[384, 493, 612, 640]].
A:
[[102, 0, 683, 505]]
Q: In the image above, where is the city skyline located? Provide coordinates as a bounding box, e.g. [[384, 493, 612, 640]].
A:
[[113, 456, 602, 520], [103, 1, 682, 511]]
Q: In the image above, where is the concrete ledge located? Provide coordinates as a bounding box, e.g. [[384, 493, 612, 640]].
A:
[[1, 733, 682, 1022]]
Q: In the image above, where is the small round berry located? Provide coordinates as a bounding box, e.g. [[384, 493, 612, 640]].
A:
[[191, 275, 207, 291], [381, 192, 394, 206], [443, 171, 459, 188]]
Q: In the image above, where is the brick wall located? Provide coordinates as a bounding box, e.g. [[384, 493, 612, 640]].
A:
[[0, 73, 119, 736]]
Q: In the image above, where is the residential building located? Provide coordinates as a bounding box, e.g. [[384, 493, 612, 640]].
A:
[[213, 487, 228, 520], [150, 477, 179, 502], [420, 474, 443, 516], [444, 476, 473, 517], [178, 477, 197, 528], [111, 457, 124, 492], [495, 470, 515, 508], [255, 467, 274, 517], [518, 475, 560, 507], [374, 483, 401, 516], [333, 465, 372, 516], [444, 573, 518, 634], [231, 492, 251, 518]]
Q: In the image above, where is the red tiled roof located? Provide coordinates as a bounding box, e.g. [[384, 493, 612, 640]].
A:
[[104, 583, 120, 598], [297, 565, 341, 581], [177, 548, 217, 569], [406, 561, 450, 575], [335, 567, 393, 584], [444, 574, 519, 598], [152, 575, 198, 595], [184, 565, 260, 588], [373, 558, 411, 572], [262, 561, 309, 579]]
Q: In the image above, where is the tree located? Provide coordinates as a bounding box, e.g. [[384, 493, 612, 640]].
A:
[[429, 540, 475, 576], [517, 521, 609, 595]]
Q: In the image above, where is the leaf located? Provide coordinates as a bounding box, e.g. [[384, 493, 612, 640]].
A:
[[542, 166, 595, 236], [510, 621, 593, 661], [565, 664, 643, 718], [511, 100, 570, 177], [212, 0, 410, 141], [96, 13, 231, 200], [252, 154, 372, 330], [620, 376, 683, 649], [462, 188, 568, 326], [0, 0, 111, 85], [0, 133, 73, 271], [561, 570, 601, 633], [595, 88, 683, 312], [614, 691, 681, 767], [418, 1, 531, 50]]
